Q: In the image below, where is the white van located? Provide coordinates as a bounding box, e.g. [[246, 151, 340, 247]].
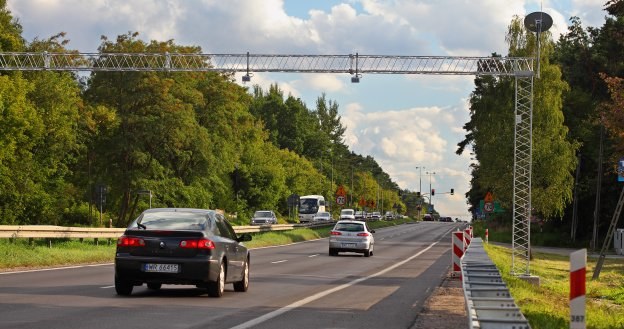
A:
[[340, 209, 355, 220]]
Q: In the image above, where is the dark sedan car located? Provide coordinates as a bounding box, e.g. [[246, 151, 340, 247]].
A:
[[114, 208, 252, 297]]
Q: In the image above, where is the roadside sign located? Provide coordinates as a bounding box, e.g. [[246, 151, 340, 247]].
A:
[[336, 195, 346, 205], [484, 192, 494, 203], [336, 185, 347, 197], [287, 194, 300, 207], [484, 202, 494, 213], [618, 158, 624, 182]]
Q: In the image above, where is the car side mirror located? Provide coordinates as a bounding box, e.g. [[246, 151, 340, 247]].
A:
[[238, 233, 252, 242]]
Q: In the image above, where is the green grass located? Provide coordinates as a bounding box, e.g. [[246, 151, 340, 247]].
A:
[[484, 243, 624, 329], [0, 239, 117, 269], [0, 218, 415, 270]]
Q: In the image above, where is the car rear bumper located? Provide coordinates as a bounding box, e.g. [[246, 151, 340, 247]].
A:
[[329, 240, 371, 252], [115, 254, 220, 285]]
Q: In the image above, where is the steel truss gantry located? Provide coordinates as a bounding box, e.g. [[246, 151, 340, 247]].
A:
[[0, 51, 535, 275]]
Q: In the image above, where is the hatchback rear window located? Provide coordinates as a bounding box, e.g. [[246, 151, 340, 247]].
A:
[[334, 223, 365, 232], [137, 212, 209, 230]]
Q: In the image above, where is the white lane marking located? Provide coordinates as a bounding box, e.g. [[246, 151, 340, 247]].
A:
[[100, 286, 115, 289], [308, 254, 319, 258], [0, 263, 114, 275], [229, 240, 440, 329], [271, 260, 288, 264]]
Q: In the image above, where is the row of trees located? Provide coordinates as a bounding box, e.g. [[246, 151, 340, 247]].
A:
[[459, 0, 624, 245], [0, 1, 404, 226]]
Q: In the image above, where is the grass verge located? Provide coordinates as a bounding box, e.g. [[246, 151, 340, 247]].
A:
[[484, 243, 624, 329], [0, 219, 415, 270]]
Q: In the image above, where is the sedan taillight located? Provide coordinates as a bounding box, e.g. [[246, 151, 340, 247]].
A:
[[330, 231, 342, 236], [179, 238, 215, 250], [117, 236, 145, 247], [357, 232, 370, 237]]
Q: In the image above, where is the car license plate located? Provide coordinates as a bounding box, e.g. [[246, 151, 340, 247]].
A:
[[143, 263, 179, 273], [342, 243, 356, 248]]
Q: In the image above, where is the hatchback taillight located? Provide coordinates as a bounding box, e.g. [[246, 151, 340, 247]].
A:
[[330, 231, 342, 236], [117, 236, 145, 247], [357, 232, 370, 237], [179, 238, 215, 250]]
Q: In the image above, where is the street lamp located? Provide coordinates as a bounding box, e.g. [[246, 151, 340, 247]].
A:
[[415, 166, 425, 195], [426, 171, 436, 212]]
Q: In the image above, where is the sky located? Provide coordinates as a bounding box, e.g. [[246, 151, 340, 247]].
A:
[[6, 0, 609, 220]]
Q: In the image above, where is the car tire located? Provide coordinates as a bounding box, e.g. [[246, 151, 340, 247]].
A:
[[365, 245, 374, 257], [233, 258, 249, 292], [115, 276, 133, 296], [207, 262, 225, 298], [147, 282, 162, 290], [329, 248, 338, 256]]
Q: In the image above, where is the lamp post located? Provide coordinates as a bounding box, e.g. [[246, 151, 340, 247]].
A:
[[415, 166, 425, 195], [426, 171, 436, 212], [415, 166, 425, 219]]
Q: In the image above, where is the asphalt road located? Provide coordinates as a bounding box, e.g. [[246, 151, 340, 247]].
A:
[[0, 222, 462, 329]]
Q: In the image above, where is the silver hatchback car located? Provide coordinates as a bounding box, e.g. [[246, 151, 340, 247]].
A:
[[328, 220, 375, 257]]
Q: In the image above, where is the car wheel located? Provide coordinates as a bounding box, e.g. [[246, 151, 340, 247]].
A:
[[115, 276, 133, 296], [233, 258, 249, 292], [147, 282, 162, 290], [329, 248, 338, 256], [365, 244, 373, 257], [207, 262, 225, 297]]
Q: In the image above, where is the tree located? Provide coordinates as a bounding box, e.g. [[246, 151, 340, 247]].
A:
[[459, 17, 578, 219]]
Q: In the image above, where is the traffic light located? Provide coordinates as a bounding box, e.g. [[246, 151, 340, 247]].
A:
[[416, 191, 421, 198], [432, 189, 435, 196], [450, 188, 454, 195]]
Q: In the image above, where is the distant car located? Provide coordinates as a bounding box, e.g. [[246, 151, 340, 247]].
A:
[[384, 211, 394, 220], [440, 216, 453, 222], [354, 211, 365, 220], [114, 208, 252, 297], [251, 210, 278, 225], [423, 214, 433, 221], [328, 220, 375, 257], [369, 212, 381, 221], [340, 209, 356, 220], [313, 211, 332, 222]]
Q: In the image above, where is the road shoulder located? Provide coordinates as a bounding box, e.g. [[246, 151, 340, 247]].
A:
[[411, 272, 467, 329]]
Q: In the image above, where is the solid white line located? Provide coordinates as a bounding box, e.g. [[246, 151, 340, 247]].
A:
[[271, 260, 288, 264], [100, 285, 114, 289], [0, 263, 114, 275], [308, 254, 319, 258], [229, 240, 440, 329]]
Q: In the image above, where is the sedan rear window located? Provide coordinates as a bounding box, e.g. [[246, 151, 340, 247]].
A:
[[334, 223, 365, 232], [137, 212, 209, 230]]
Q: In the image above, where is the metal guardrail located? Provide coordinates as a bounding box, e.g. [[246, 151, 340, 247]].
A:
[[0, 222, 334, 239], [462, 238, 531, 329]]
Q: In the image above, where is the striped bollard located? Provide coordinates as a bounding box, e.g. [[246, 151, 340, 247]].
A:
[[485, 228, 489, 244], [570, 249, 586, 329], [464, 228, 472, 248], [452, 231, 465, 278]]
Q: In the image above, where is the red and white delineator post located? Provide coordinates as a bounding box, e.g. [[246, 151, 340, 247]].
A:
[[570, 249, 586, 329], [452, 230, 466, 278], [485, 228, 489, 244], [464, 227, 472, 248]]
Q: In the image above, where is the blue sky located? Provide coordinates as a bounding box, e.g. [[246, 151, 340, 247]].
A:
[[7, 0, 609, 220]]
